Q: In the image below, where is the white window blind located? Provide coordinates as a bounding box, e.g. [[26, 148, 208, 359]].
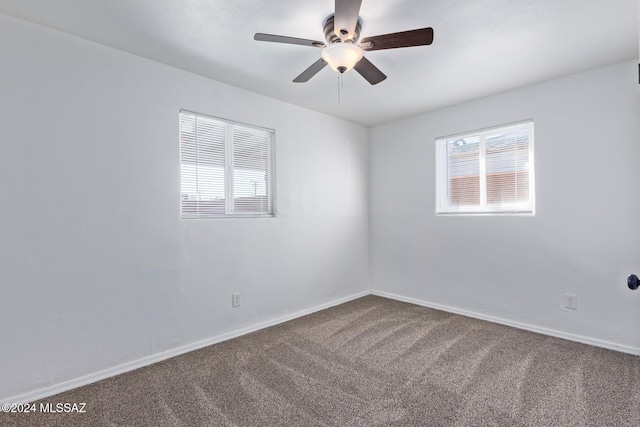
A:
[[436, 121, 534, 215], [179, 111, 274, 218]]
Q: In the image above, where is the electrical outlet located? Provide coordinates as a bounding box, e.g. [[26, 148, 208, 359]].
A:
[[564, 294, 577, 310], [232, 292, 241, 308]]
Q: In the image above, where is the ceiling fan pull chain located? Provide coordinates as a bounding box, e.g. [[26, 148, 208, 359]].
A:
[[337, 73, 342, 107]]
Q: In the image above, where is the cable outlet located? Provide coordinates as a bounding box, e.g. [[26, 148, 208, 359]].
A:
[[232, 292, 241, 308], [564, 294, 577, 310]]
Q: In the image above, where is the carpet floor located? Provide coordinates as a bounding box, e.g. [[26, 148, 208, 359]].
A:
[[3, 295, 640, 426]]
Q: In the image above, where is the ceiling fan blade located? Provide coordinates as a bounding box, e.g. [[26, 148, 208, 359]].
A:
[[353, 57, 387, 85], [360, 27, 434, 51], [293, 58, 328, 83], [334, 0, 362, 40], [254, 33, 325, 48]]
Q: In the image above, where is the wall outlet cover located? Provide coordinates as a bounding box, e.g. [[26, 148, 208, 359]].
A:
[[564, 294, 577, 310], [232, 292, 241, 308]]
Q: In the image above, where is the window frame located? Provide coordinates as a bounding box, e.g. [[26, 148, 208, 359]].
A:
[[179, 110, 276, 219], [435, 120, 535, 216]]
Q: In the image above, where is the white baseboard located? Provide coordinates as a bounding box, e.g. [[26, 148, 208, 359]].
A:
[[2, 290, 369, 405], [371, 290, 640, 356], [5, 288, 638, 405]]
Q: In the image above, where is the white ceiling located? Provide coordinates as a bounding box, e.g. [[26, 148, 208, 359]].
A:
[[1, 0, 637, 126]]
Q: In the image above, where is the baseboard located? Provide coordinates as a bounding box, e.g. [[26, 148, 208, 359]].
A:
[[371, 290, 640, 356], [2, 290, 369, 405], [6, 288, 638, 404]]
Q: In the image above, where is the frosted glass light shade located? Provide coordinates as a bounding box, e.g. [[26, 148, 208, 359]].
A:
[[321, 43, 364, 73]]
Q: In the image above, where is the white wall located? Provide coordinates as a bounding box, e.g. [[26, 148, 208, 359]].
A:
[[370, 60, 640, 351], [0, 14, 370, 400]]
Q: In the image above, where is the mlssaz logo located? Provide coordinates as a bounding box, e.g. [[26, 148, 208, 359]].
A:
[[39, 402, 87, 413]]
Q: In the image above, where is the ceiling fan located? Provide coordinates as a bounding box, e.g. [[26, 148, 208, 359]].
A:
[[254, 0, 434, 85]]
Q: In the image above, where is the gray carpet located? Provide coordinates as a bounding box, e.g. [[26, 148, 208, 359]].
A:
[[3, 295, 640, 426]]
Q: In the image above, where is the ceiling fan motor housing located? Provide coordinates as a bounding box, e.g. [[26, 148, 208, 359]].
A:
[[323, 14, 362, 44]]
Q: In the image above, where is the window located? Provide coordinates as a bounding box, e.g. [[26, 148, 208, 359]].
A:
[[179, 110, 275, 218], [436, 120, 534, 215]]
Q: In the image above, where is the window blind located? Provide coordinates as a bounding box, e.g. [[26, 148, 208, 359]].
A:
[[179, 111, 274, 218], [436, 121, 534, 215]]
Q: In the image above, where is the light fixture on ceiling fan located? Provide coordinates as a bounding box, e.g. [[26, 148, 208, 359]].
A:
[[254, 0, 434, 85], [321, 42, 363, 74]]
